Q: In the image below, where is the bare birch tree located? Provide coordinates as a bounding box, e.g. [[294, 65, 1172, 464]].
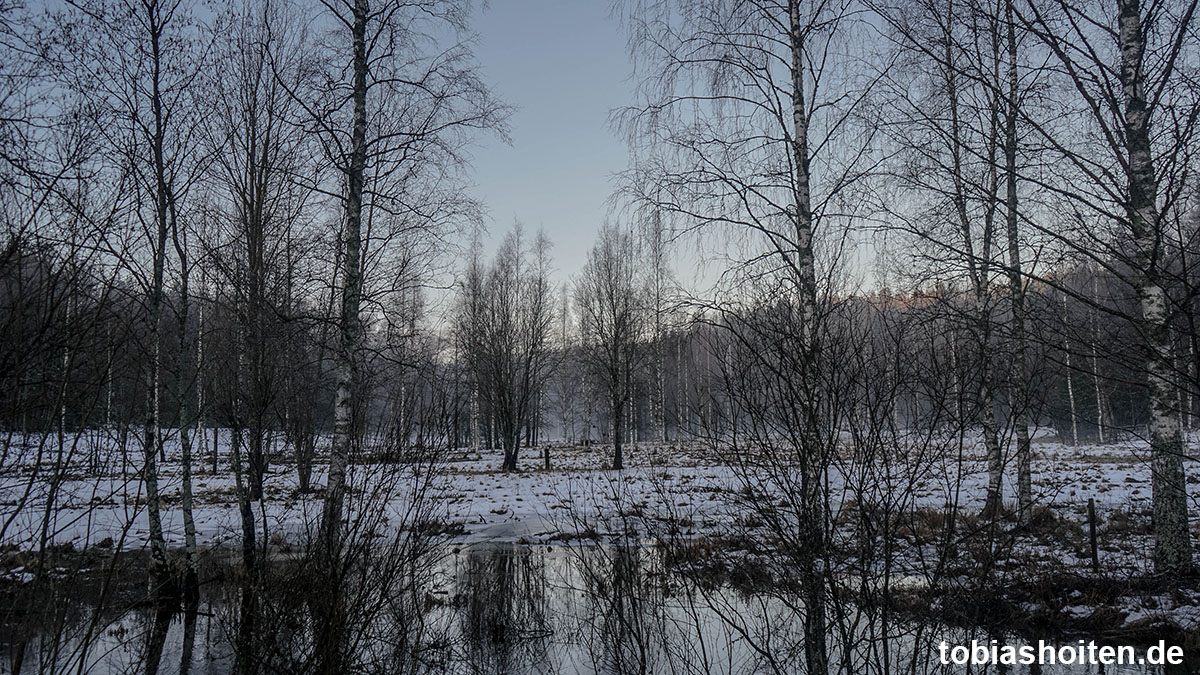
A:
[[1018, 0, 1199, 574], [576, 225, 645, 470], [459, 225, 555, 472], [618, 0, 880, 668], [65, 0, 211, 601], [299, 0, 507, 558]]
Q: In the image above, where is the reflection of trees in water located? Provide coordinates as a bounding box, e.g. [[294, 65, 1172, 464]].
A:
[[0, 553, 212, 675], [141, 604, 199, 675], [4, 543, 1116, 675], [459, 542, 552, 674], [234, 558, 450, 674], [141, 606, 171, 675], [570, 541, 812, 675], [573, 542, 665, 675]]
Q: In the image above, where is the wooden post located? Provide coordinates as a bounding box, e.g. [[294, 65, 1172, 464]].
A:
[[1088, 497, 1100, 573]]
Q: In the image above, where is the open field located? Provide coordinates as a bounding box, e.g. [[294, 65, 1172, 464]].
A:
[[5, 428, 1200, 645]]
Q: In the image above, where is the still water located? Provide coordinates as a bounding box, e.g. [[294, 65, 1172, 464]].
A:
[[2, 542, 1192, 674]]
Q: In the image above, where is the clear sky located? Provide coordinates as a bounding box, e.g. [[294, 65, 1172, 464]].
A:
[[469, 0, 635, 287]]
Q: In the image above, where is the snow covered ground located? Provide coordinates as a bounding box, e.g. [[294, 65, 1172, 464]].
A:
[[1, 427, 1196, 554], [4, 426, 1200, 638]]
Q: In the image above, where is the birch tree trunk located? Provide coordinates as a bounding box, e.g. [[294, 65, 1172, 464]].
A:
[[470, 386, 480, 450], [612, 360, 625, 470], [173, 225, 199, 603], [788, 1, 827, 670], [319, 0, 368, 561], [1119, 0, 1192, 574], [196, 274, 207, 470], [1187, 344, 1195, 430], [1064, 294, 1079, 445], [1003, 0, 1033, 524], [650, 209, 667, 444], [142, 0, 174, 600], [679, 336, 689, 438], [980, 371, 1004, 516], [1091, 274, 1107, 443], [229, 423, 257, 675], [938, 0, 1004, 518]]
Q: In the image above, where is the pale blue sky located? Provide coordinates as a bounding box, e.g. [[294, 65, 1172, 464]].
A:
[[470, 0, 634, 285]]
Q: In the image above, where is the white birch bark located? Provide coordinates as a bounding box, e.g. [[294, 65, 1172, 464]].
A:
[[1003, 0, 1033, 523], [1119, 0, 1192, 573], [788, 1, 827, 670], [320, 0, 368, 557]]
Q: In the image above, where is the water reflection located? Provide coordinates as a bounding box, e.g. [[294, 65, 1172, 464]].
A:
[[573, 542, 663, 674], [459, 542, 552, 674], [2, 543, 1195, 675]]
